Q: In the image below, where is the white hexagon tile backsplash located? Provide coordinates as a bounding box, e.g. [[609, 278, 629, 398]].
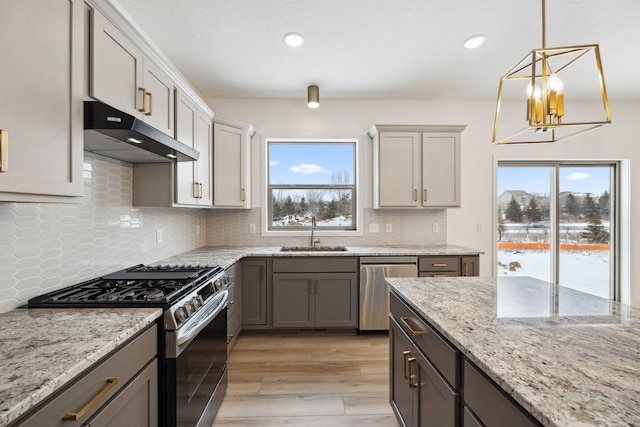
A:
[[0, 153, 205, 313]]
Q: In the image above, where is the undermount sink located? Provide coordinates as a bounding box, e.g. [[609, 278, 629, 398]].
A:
[[280, 246, 348, 252]]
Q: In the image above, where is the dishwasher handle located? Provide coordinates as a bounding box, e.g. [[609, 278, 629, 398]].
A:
[[359, 256, 417, 265]]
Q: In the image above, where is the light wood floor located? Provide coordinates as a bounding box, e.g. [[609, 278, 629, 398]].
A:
[[212, 332, 399, 426]]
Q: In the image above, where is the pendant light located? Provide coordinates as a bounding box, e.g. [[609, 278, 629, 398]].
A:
[[492, 0, 611, 144], [307, 85, 319, 109]]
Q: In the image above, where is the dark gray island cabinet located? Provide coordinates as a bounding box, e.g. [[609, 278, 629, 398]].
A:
[[272, 257, 358, 329], [390, 292, 539, 427]]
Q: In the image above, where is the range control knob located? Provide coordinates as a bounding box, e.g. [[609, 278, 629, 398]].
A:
[[191, 296, 203, 309], [174, 306, 189, 324], [184, 302, 196, 315]]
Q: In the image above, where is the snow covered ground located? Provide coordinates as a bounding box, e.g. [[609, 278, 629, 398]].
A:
[[498, 250, 610, 298], [272, 214, 352, 227]]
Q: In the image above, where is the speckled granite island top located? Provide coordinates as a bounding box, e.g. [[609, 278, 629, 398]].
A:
[[386, 276, 640, 427], [156, 244, 482, 269], [0, 308, 162, 427]]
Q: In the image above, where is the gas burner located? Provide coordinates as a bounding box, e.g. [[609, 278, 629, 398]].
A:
[[28, 264, 224, 307]]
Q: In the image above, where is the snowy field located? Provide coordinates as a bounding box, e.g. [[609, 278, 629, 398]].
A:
[[272, 214, 352, 227], [498, 250, 610, 298]]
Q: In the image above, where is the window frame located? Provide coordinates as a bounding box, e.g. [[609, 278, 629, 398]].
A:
[[495, 159, 621, 301], [266, 138, 359, 233]]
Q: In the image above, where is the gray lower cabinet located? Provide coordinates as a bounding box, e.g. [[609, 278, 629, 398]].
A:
[[272, 273, 358, 328], [272, 257, 358, 329], [226, 262, 241, 351], [418, 255, 479, 277], [16, 324, 158, 427], [390, 291, 541, 427], [241, 258, 270, 327]]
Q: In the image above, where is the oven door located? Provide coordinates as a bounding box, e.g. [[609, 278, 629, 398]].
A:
[[165, 304, 228, 427]]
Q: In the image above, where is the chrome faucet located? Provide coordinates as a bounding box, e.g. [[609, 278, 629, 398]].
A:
[[310, 215, 320, 247]]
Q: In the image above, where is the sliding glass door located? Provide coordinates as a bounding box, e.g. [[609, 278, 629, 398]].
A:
[[497, 162, 616, 299]]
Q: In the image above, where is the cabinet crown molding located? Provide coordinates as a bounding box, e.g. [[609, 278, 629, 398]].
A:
[[368, 124, 467, 139]]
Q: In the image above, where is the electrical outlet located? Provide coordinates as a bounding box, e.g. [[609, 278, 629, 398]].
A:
[[196, 224, 201, 236], [248, 223, 256, 234], [432, 223, 439, 233], [476, 223, 483, 233], [369, 223, 379, 233], [385, 224, 393, 233], [156, 229, 163, 243]]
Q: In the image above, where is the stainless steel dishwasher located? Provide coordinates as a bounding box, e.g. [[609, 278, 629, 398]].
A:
[[359, 256, 418, 331]]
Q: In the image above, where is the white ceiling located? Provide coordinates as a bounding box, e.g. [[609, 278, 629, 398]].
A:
[[115, 0, 640, 103]]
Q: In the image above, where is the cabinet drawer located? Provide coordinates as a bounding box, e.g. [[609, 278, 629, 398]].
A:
[[272, 257, 357, 273], [463, 360, 539, 427], [390, 293, 459, 388], [419, 256, 460, 273], [19, 324, 157, 427], [227, 282, 238, 320], [419, 271, 459, 278], [463, 406, 483, 427]]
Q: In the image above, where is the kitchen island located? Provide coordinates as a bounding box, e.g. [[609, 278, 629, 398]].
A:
[[386, 276, 640, 426], [0, 308, 162, 427]]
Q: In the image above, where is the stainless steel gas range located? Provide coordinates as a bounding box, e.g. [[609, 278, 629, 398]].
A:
[[28, 264, 231, 427]]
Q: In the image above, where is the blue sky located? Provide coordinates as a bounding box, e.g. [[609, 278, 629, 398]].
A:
[[269, 142, 355, 185], [497, 166, 611, 196]]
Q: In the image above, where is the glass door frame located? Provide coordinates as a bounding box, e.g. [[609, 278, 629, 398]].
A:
[[494, 159, 621, 302]]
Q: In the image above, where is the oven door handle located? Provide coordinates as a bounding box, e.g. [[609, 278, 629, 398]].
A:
[[176, 290, 228, 346]]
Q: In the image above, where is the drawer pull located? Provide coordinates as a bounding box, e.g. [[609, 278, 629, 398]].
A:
[[146, 91, 153, 116], [138, 87, 148, 113], [402, 350, 412, 379], [407, 357, 417, 387], [432, 263, 448, 267], [242, 188, 246, 202], [0, 129, 7, 172], [414, 189, 418, 202], [400, 317, 427, 336], [62, 377, 119, 421]]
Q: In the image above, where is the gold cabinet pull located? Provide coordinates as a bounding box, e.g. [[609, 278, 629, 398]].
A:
[[199, 183, 203, 199], [146, 91, 153, 116], [193, 182, 199, 198], [402, 350, 412, 379], [138, 87, 148, 113], [399, 317, 427, 336], [432, 263, 447, 267], [424, 189, 428, 202], [414, 189, 418, 202], [241, 188, 246, 202], [407, 357, 417, 387], [63, 377, 119, 420], [463, 262, 470, 276], [0, 129, 7, 172]]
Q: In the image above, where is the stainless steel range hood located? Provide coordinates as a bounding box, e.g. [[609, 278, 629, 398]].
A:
[[83, 101, 199, 163]]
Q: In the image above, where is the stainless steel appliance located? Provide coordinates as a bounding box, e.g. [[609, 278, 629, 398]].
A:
[[359, 257, 418, 331], [28, 264, 231, 427]]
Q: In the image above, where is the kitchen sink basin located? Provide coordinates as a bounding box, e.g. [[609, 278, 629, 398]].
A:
[[280, 246, 348, 252]]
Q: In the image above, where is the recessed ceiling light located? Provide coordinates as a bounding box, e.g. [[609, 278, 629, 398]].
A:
[[283, 32, 304, 47], [464, 34, 487, 49]]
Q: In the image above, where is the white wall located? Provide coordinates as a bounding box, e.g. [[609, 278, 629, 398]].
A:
[[207, 97, 639, 306]]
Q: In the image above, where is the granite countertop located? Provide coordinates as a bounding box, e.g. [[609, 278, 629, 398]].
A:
[[0, 308, 162, 427], [156, 244, 483, 269], [386, 276, 640, 427]]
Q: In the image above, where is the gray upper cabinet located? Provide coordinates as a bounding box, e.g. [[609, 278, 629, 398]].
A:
[[212, 118, 254, 209], [370, 125, 465, 209], [0, 0, 84, 202], [90, 8, 174, 137]]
